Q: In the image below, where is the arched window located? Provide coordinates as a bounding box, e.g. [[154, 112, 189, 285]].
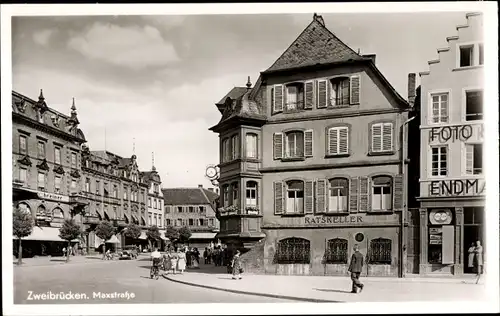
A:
[[53, 208, 64, 219], [325, 238, 348, 264], [246, 181, 258, 206], [231, 182, 239, 206], [328, 178, 349, 213], [276, 237, 310, 264], [246, 133, 258, 158], [369, 238, 392, 264], [371, 176, 392, 211], [286, 180, 304, 214], [36, 205, 46, 218]]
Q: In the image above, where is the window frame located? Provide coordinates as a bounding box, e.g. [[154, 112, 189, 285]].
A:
[[462, 88, 483, 122], [54, 175, 62, 193], [329, 76, 350, 107], [245, 133, 258, 159], [37, 141, 46, 159], [284, 82, 305, 112], [429, 91, 450, 124], [325, 238, 348, 264], [285, 180, 305, 215], [276, 237, 311, 264], [369, 238, 392, 264], [369, 121, 394, 154], [464, 142, 483, 175], [285, 130, 305, 159], [456, 42, 484, 68], [371, 176, 393, 212], [19, 135, 27, 155], [246, 181, 258, 207], [54, 147, 62, 165], [230, 134, 239, 160], [430, 145, 448, 177], [326, 125, 350, 157], [328, 178, 349, 213], [37, 172, 46, 190], [19, 167, 28, 184], [222, 138, 230, 163], [70, 152, 77, 168]]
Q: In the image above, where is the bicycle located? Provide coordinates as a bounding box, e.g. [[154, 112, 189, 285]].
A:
[[150, 258, 161, 280]]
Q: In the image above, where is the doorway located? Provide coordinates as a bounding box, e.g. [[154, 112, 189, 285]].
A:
[[463, 207, 484, 274]]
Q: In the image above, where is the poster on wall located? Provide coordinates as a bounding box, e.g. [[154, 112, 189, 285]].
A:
[[441, 225, 455, 264]]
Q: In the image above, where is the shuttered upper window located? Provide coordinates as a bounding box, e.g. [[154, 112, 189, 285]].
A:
[[327, 126, 349, 156], [274, 130, 313, 160], [370, 122, 393, 153]]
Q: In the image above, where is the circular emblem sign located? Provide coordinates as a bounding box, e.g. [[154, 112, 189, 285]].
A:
[[205, 165, 219, 180], [355, 233, 364, 242], [429, 209, 452, 225]]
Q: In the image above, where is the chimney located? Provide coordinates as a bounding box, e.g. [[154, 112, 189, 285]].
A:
[[362, 54, 376, 65], [408, 73, 416, 106], [198, 184, 203, 188]]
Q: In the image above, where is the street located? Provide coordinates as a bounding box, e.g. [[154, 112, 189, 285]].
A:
[[13, 257, 289, 304]]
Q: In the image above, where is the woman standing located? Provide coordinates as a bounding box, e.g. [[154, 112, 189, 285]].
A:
[[231, 250, 243, 280], [169, 249, 178, 275], [467, 243, 475, 273], [474, 240, 484, 284], [177, 249, 187, 274]]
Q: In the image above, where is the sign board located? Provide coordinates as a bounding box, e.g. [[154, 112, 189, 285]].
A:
[[429, 179, 485, 197], [429, 209, 453, 225], [441, 225, 455, 264], [305, 215, 363, 225], [37, 191, 70, 203]]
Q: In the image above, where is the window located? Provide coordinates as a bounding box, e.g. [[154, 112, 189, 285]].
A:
[[199, 219, 205, 226], [96, 181, 100, 195], [222, 138, 230, 163], [285, 83, 304, 111], [148, 198, 152, 207], [71, 152, 77, 168], [177, 219, 182, 226], [199, 206, 205, 213], [123, 186, 128, 200], [328, 178, 349, 213], [327, 127, 349, 155], [177, 206, 183, 213], [113, 185, 118, 198], [148, 213, 152, 225], [246, 134, 258, 158], [166, 219, 171, 226], [55, 176, 62, 193], [165, 206, 171, 213], [465, 144, 483, 175], [369, 238, 392, 264], [459, 45, 474, 67], [276, 237, 310, 264], [371, 176, 392, 211], [223, 185, 230, 207], [113, 207, 117, 219], [19, 168, 27, 183], [37, 141, 46, 158], [431, 146, 448, 176], [330, 78, 349, 106], [36, 205, 46, 218], [53, 208, 64, 219], [189, 218, 194, 226], [209, 218, 214, 227], [37, 172, 46, 190], [54, 147, 61, 165], [231, 135, 239, 160], [430, 93, 449, 123], [479, 44, 484, 65], [85, 178, 90, 192], [158, 214, 162, 227], [285, 131, 304, 158], [246, 181, 257, 206], [465, 90, 483, 121], [189, 206, 194, 213], [154, 199, 158, 209], [325, 238, 348, 264], [371, 122, 393, 152], [154, 183, 159, 193], [18, 203, 31, 215], [71, 179, 77, 190], [231, 182, 239, 206], [286, 180, 304, 214], [19, 135, 27, 154]]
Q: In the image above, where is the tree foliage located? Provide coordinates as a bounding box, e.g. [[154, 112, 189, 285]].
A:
[[146, 225, 161, 248], [178, 226, 192, 243], [124, 223, 141, 239], [59, 219, 82, 262], [13, 206, 34, 238], [95, 221, 115, 241], [165, 225, 180, 242]]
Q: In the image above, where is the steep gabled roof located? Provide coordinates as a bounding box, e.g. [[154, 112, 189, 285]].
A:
[[202, 188, 219, 203], [215, 87, 248, 106], [264, 14, 366, 73], [162, 187, 217, 205]]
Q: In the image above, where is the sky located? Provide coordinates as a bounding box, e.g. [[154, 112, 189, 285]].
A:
[[11, 11, 469, 188]]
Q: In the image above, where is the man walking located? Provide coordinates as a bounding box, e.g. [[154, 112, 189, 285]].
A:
[[348, 244, 364, 294]]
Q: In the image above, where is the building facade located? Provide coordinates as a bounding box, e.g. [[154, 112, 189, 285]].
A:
[[416, 12, 484, 276], [12, 90, 88, 257], [163, 186, 220, 249], [141, 164, 167, 247], [210, 14, 412, 276]]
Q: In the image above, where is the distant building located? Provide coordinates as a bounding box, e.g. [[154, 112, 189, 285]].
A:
[[415, 12, 484, 276], [163, 185, 219, 249], [12, 90, 87, 257], [141, 163, 168, 247]]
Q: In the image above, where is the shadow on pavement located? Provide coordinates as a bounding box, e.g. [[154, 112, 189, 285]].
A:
[[314, 288, 353, 294]]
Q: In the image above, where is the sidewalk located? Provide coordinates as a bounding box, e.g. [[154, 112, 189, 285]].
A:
[[12, 255, 115, 267], [164, 265, 487, 303]]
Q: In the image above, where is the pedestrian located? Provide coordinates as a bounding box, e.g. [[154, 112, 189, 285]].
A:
[[186, 248, 192, 268], [169, 249, 178, 275], [348, 244, 364, 294], [203, 248, 208, 264], [177, 248, 187, 274], [62, 247, 66, 257], [474, 240, 484, 284], [231, 250, 243, 280], [193, 248, 200, 269], [468, 242, 475, 272]]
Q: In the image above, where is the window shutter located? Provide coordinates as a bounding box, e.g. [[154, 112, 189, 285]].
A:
[[349, 76, 360, 104], [273, 84, 283, 113], [339, 127, 349, 155], [317, 80, 328, 108], [304, 130, 313, 157], [273, 132, 283, 159], [305, 81, 315, 109], [315, 179, 327, 214], [382, 123, 393, 151], [328, 128, 338, 155], [349, 177, 359, 213], [371, 124, 382, 152], [342, 79, 350, 105], [393, 174, 404, 210], [274, 181, 284, 215], [465, 144, 473, 174], [359, 176, 369, 212], [305, 180, 314, 214]]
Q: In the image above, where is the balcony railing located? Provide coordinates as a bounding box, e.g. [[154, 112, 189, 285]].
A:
[[217, 205, 260, 216]]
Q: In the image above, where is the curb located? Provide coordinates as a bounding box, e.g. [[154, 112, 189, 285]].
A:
[[163, 275, 342, 303], [12, 258, 125, 268]]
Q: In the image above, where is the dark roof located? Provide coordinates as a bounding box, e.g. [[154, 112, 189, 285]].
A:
[[118, 157, 132, 168], [162, 187, 218, 205], [264, 14, 366, 73], [202, 189, 219, 203], [215, 87, 248, 105]]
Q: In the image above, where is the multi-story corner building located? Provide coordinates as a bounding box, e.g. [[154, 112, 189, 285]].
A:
[[415, 12, 484, 276], [141, 163, 168, 245], [209, 14, 413, 276], [81, 149, 151, 252], [163, 185, 219, 249], [12, 90, 88, 257]]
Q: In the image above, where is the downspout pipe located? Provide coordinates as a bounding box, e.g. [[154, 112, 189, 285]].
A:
[[401, 115, 416, 278]]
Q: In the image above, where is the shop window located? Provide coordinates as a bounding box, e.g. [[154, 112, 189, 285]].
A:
[[246, 181, 258, 206], [465, 90, 483, 121], [325, 238, 348, 264], [286, 180, 304, 214], [328, 178, 349, 213], [465, 143, 483, 175], [464, 207, 484, 225], [36, 205, 47, 218], [371, 176, 392, 211], [369, 238, 392, 264], [276, 237, 310, 264]]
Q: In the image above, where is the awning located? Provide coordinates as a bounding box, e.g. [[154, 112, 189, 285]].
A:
[[106, 235, 120, 244], [104, 209, 112, 221], [189, 232, 217, 239], [131, 214, 138, 223], [13, 226, 79, 242], [160, 231, 169, 241], [138, 231, 147, 240]]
